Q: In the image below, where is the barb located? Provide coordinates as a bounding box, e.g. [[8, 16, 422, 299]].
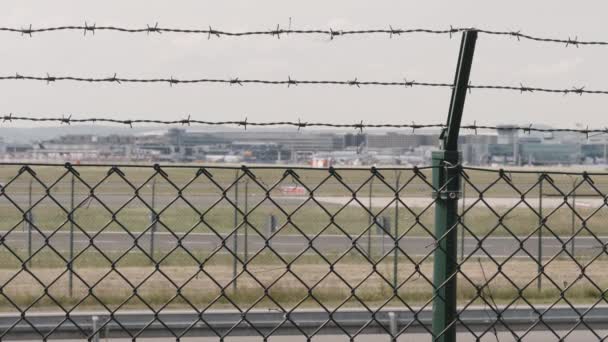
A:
[[468, 84, 608, 95], [1, 24, 608, 47]]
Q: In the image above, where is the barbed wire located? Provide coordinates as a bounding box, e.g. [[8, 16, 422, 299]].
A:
[[2, 24, 608, 47], [2, 114, 607, 137], [1, 74, 449, 88], [3, 73, 608, 96]]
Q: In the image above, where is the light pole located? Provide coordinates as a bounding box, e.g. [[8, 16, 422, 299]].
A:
[[566, 175, 577, 257], [393, 171, 401, 290]]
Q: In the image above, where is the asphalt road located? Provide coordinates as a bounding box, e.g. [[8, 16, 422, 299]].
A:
[[2, 231, 604, 258], [2, 193, 600, 210], [5, 306, 608, 341]]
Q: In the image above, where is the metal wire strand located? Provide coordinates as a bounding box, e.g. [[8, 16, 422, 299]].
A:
[[3, 74, 608, 98], [3, 24, 608, 47], [1, 114, 607, 137]]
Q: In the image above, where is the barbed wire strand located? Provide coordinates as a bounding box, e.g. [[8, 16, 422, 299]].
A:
[[1, 115, 607, 137], [3, 74, 608, 96], [2, 24, 608, 47]]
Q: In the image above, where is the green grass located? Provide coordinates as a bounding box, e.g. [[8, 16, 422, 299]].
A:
[[2, 164, 608, 238], [2, 165, 608, 311], [1, 259, 606, 311], [5, 283, 607, 312], [3, 164, 608, 197], [2, 201, 608, 237]]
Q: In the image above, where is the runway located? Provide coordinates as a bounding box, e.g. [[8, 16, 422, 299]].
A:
[[1, 230, 604, 258]]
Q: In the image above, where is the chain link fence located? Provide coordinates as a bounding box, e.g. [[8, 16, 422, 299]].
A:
[[0, 163, 607, 340]]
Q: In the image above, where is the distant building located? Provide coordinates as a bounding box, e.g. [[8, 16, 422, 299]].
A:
[[366, 133, 437, 150]]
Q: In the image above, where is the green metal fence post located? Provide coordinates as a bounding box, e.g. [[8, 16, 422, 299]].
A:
[[432, 150, 461, 341], [432, 29, 477, 342]]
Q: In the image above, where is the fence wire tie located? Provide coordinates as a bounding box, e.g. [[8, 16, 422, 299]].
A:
[[282, 169, 300, 180], [498, 169, 511, 181], [153, 164, 168, 178], [582, 171, 594, 184], [241, 165, 256, 179], [63, 162, 80, 176], [370, 166, 385, 180], [540, 173, 555, 185], [328, 166, 342, 180], [18, 165, 36, 176], [107, 165, 125, 177], [443, 160, 460, 170], [412, 166, 427, 180], [196, 167, 213, 178]]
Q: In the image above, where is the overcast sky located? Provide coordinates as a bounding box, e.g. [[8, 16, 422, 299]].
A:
[[0, 1, 606, 129]]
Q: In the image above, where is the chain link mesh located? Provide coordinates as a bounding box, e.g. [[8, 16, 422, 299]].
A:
[[0, 163, 607, 340]]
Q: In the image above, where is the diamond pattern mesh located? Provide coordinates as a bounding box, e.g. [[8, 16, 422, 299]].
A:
[[0, 163, 607, 341]]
